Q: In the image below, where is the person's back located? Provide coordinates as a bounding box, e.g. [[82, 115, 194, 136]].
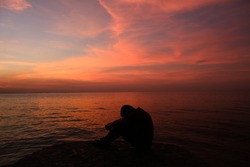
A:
[[123, 107, 154, 149]]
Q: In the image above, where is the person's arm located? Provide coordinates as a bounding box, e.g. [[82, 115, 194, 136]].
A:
[[105, 118, 126, 130]]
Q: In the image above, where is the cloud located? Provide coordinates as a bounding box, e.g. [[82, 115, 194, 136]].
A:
[[44, 0, 112, 39], [1, 0, 250, 92], [99, 0, 230, 35], [90, 0, 250, 85], [117, 0, 229, 10], [97, 0, 233, 64], [0, 0, 31, 11], [24, 0, 246, 85], [98, 0, 250, 64]]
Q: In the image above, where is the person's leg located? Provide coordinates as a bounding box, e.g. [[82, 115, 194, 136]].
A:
[[121, 128, 152, 150], [94, 120, 127, 147], [102, 128, 122, 142], [93, 129, 121, 148]]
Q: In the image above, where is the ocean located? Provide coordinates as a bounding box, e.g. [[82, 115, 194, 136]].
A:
[[0, 92, 250, 167]]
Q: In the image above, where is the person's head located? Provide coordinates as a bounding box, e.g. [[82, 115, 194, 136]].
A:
[[120, 105, 135, 117]]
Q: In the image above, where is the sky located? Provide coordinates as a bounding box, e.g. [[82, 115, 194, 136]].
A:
[[0, 0, 250, 92]]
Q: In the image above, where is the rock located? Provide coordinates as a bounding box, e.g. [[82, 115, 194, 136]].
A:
[[10, 141, 208, 167]]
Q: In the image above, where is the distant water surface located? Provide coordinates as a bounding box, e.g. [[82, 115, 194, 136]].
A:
[[0, 92, 250, 167]]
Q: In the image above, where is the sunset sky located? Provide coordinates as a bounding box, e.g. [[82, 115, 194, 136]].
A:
[[1, 0, 250, 92]]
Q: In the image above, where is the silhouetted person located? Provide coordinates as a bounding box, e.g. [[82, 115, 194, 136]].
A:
[[95, 105, 154, 150]]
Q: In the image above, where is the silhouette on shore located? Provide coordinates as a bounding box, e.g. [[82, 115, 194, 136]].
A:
[[94, 105, 154, 150]]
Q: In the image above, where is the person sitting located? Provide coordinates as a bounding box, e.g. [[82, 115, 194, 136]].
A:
[[94, 105, 154, 150]]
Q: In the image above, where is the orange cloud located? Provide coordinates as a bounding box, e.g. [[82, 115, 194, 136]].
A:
[[0, 0, 31, 11]]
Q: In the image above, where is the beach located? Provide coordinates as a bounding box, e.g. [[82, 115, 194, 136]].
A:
[[6, 140, 208, 167]]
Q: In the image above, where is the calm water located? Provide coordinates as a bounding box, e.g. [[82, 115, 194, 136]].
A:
[[0, 92, 250, 167]]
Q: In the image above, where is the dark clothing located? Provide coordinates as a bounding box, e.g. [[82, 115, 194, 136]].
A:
[[104, 107, 154, 150]]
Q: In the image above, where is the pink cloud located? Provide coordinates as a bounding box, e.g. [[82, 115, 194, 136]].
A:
[[116, 0, 230, 11], [42, 0, 111, 38], [99, 0, 230, 35], [93, 0, 250, 85], [99, 0, 248, 65], [0, 0, 31, 11]]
